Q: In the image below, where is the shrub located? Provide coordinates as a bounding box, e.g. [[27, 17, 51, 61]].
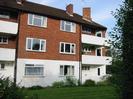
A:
[[52, 81, 65, 88], [0, 77, 24, 99], [28, 86, 43, 90], [64, 76, 78, 87], [83, 79, 95, 87]]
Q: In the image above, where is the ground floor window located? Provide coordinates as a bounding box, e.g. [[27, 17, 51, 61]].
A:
[[0, 63, 5, 70], [98, 68, 100, 76], [25, 64, 44, 76], [82, 66, 90, 70], [60, 65, 74, 76]]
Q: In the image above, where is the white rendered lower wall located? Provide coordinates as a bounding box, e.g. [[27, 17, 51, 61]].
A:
[[0, 62, 14, 80], [16, 59, 80, 87], [82, 65, 106, 83]]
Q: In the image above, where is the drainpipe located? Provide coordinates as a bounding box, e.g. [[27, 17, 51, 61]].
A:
[[79, 25, 82, 85], [14, 11, 21, 85]]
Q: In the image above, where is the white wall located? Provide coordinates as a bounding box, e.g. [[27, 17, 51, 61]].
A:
[[82, 34, 109, 46], [0, 48, 16, 61], [82, 55, 112, 65], [16, 59, 80, 87], [82, 65, 106, 83], [0, 62, 14, 80], [0, 20, 18, 34]]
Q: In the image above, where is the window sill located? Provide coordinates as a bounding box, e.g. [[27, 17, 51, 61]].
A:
[[26, 50, 46, 53], [59, 75, 75, 77], [24, 75, 45, 78], [60, 30, 76, 33], [60, 52, 76, 55], [28, 24, 47, 28]]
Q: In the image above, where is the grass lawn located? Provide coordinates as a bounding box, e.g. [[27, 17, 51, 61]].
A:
[[24, 86, 119, 99]]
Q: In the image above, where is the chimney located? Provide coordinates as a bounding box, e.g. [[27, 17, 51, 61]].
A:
[[66, 4, 73, 16], [16, 0, 26, 5], [83, 7, 92, 21]]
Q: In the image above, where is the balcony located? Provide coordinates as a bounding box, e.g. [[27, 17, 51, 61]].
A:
[[82, 34, 109, 47], [0, 48, 15, 61], [0, 20, 18, 34], [82, 55, 112, 65]]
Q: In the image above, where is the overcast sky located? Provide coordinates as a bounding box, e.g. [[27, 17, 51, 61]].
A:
[[28, 0, 123, 32]]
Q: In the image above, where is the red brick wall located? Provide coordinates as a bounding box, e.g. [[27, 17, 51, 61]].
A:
[[17, 13, 81, 61]]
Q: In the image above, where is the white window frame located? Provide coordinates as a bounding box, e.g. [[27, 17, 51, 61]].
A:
[[0, 36, 8, 44], [60, 20, 76, 33], [28, 14, 47, 27], [59, 42, 76, 54], [25, 64, 44, 76], [95, 48, 102, 56], [60, 65, 74, 76], [26, 37, 46, 52]]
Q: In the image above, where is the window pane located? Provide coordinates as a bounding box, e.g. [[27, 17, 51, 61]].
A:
[[72, 23, 76, 32], [72, 66, 74, 75], [42, 17, 46, 27], [97, 49, 101, 56], [3, 37, 7, 42], [71, 44, 75, 53], [65, 24, 71, 32], [64, 65, 68, 75], [27, 39, 32, 49], [32, 39, 40, 50], [60, 66, 64, 75], [61, 43, 64, 52], [25, 67, 43, 76], [61, 21, 65, 30], [0, 37, 2, 42], [41, 40, 45, 51], [1, 64, 5, 69], [34, 18, 42, 26], [65, 44, 70, 52], [28, 14, 33, 25]]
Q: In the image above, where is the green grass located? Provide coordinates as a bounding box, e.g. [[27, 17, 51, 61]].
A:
[[24, 86, 119, 99]]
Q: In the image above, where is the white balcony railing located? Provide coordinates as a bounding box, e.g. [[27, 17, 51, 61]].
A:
[[0, 20, 18, 34], [0, 48, 15, 61], [82, 55, 112, 65], [82, 34, 110, 46]]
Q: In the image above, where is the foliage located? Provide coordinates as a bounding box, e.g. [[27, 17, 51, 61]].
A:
[[110, 0, 133, 98], [28, 86, 44, 90], [52, 81, 65, 88], [52, 76, 78, 87], [82, 79, 95, 87], [0, 77, 24, 99], [64, 76, 78, 87]]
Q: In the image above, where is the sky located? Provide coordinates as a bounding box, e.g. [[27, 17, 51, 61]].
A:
[[28, 0, 123, 33]]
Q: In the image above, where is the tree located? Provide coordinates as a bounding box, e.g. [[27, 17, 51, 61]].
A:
[[110, 0, 133, 99]]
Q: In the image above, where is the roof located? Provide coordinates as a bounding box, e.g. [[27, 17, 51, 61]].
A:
[[0, 0, 107, 30]]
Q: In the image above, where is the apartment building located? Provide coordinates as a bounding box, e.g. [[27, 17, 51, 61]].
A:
[[0, 0, 112, 87]]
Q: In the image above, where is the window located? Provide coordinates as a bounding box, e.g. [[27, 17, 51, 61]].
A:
[[25, 64, 44, 76], [96, 48, 102, 56], [26, 38, 46, 52], [0, 12, 10, 19], [60, 65, 74, 76], [98, 68, 100, 76], [0, 63, 5, 70], [82, 66, 90, 70], [28, 14, 47, 27], [60, 42, 76, 54], [96, 31, 102, 37], [82, 26, 91, 33], [0, 36, 8, 44], [60, 20, 76, 32]]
